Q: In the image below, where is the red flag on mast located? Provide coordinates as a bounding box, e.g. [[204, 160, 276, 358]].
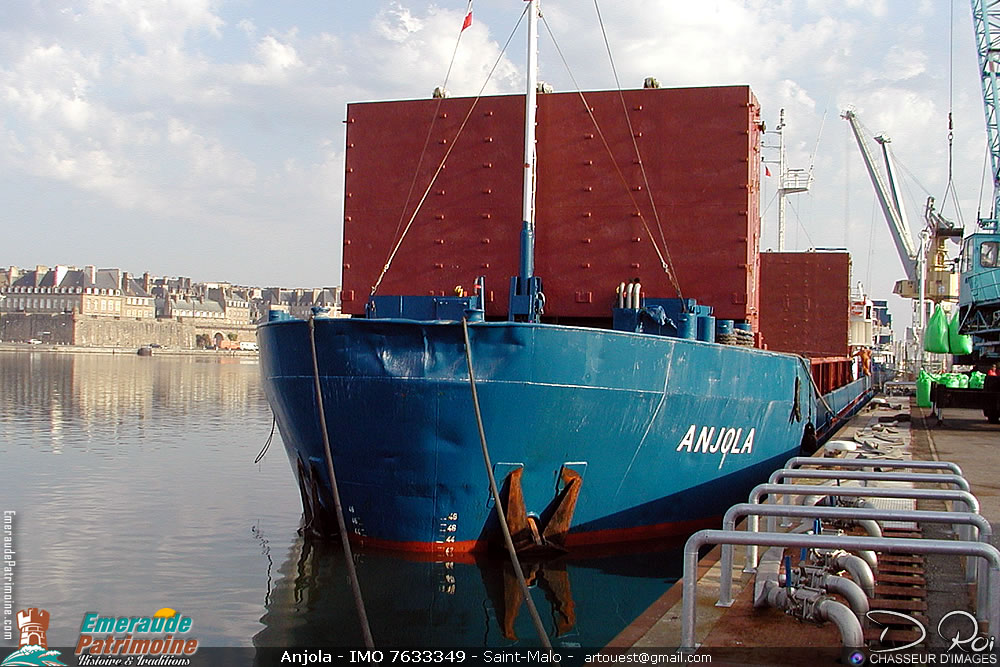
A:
[[461, 1, 473, 30]]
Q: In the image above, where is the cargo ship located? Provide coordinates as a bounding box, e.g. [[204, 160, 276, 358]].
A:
[[258, 0, 871, 556]]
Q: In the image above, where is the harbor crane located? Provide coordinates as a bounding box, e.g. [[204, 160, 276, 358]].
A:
[[841, 109, 960, 308], [961, 0, 1000, 362]]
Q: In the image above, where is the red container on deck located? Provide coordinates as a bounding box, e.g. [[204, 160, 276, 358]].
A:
[[758, 251, 851, 358], [342, 86, 763, 324]]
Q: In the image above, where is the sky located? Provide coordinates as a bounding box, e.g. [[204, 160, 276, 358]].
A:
[[0, 0, 990, 333]]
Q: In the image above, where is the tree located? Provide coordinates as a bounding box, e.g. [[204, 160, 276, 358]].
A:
[[227, 332, 238, 341]]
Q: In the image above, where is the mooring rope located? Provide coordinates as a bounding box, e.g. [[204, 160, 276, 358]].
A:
[[254, 414, 276, 464], [799, 356, 835, 419], [461, 317, 553, 651], [308, 315, 375, 648]]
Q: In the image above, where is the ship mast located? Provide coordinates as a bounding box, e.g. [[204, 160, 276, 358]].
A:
[[509, 0, 544, 322]]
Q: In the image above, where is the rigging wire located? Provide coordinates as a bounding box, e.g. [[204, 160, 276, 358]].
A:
[[591, 0, 683, 300], [784, 197, 816, 249], [590, 1, 673, 284], [539, 8, 684, 301], [371, 5, 529, 299], [760, 189, 779, 218], [866, 195, 878, 292], [389, 1, 477, 246], [812, 109, 828, 170], [853, 113, 935, 200]]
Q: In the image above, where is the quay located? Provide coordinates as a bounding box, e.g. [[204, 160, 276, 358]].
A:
[[0, 341, 257, 357], [610, 396, 1000, 660]]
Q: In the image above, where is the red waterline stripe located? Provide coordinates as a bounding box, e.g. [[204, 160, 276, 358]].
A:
[[345, 516, 720, 556]]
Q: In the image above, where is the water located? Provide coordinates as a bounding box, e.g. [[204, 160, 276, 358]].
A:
[[0, 351, 681, 649]]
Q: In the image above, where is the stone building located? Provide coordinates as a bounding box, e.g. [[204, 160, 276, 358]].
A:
[[259, 287, 341, 321], [0, 265, 155, 320], [151, 279, 256, 347], [1, 263, 342, 348]]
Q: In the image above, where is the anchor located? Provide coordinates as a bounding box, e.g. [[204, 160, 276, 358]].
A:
[[499, 465, 583, 555]]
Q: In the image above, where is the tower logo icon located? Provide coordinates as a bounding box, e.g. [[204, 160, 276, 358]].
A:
[[17, 609, 48, 649], [1, 608, 64, 666]]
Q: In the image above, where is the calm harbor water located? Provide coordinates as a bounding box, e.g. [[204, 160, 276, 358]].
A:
[[0, 350, 681, 649]]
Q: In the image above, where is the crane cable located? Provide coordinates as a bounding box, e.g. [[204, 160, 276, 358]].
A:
[[941, 0, 963, 225]]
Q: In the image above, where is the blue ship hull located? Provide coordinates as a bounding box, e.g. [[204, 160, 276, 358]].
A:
[[258, 317, 825, 555]]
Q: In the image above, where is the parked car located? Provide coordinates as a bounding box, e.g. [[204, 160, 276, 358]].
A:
[[27, 339, 42, 345]]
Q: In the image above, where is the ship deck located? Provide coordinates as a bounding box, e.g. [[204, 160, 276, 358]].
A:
[[609, 397, 1000, 663]]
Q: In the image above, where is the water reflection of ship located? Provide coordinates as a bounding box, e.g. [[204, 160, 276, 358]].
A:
[[253, 536, 685, 649]]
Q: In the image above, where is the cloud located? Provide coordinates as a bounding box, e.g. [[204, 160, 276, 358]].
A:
[[0, 0, 987, 323], [356, 3, 520, 98], [240, 34, 303, 85]]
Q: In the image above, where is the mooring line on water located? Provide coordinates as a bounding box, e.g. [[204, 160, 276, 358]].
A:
[[254, 414, 276, 464], [308, 315, 375, 648], [461, 317, 553, 651]]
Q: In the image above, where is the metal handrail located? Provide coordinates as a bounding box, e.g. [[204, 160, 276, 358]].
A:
[[717, 504, 992, 612], [783, 456, 963, 476], [744, 483, 981, 571], [681, 530, 1000, 651], [768, 469, 971, 492]]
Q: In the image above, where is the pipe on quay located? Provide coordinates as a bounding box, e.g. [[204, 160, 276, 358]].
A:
[[828, 554, 875, 600], [777, 571, 870, 620], [744, 484, 981, 574], [681, 530, 1000, 652], [760, 580, 865, 649], [817, 598, 866, 648], [718, 504, 993, 615], [783, 456, 963, 477], [764, 579, 868, 648]]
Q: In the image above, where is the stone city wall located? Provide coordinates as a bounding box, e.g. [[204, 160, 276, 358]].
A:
[[0, 313, 75, 344], [1, 313, 258, 348], [73, 315, 194, 348]]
